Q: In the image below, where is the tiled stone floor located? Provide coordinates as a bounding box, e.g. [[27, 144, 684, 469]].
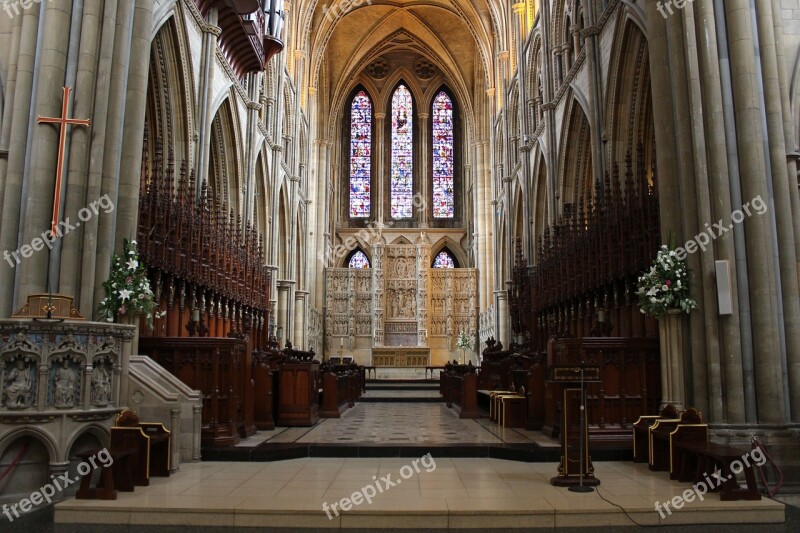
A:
[[253, 403, 548, 445], [13, 390, 794, 530], [51, 457, 787, 529]]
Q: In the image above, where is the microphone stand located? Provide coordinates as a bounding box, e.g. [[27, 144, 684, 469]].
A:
[[569, 360, 594, 493]]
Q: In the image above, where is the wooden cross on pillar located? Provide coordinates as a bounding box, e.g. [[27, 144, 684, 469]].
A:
[[37, 87, 91, 235]]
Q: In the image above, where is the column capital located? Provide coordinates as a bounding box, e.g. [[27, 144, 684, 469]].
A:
[[247, 101, 262, 110], [486, 88, 496, 97], [375, 112, 387, 119], [418, 112, 430, 120], [309, 86, 318, 95], [498, 51, 510, 61], [512, 3, 526, 16]]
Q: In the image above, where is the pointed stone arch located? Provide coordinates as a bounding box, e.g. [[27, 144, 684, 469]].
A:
[[606, 11, 654, 171], [430, 237, 466, 268], [558, 93, 593, 211], [531, 149, 549, 259], [145, 14, 194, 166], [208, 96, 243, 215]]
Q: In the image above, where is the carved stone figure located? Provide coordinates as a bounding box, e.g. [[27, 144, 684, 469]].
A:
[[5, 360, 32, 408], [54, 360, 77, 408], [91, 363, 112, 406]]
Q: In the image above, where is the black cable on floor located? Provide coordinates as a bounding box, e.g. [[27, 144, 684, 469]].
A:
[[594, 486, 658, 528]]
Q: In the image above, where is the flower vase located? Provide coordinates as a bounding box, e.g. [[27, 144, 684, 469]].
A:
[[658, 309, 686, 411], [120, 313, 141, 356]]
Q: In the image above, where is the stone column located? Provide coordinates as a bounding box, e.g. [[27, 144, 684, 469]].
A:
[[660, 310, 687, 410], [170, 408, 181, 472], [692, 0, 746, 424], [371, 241, 384, 347], [76, 0, 119, 317], [58, 0, 104, 300], [194, 13, 221, 198], [0, 9, 35, 316], [192, 404, 202, 461], [374, 113, 386, 225], [416, 236, 431, 347], [724, 0, 786, 424], [770, 0, 800, 421], [754, 0, 800, 422], [678, 4, 724, 422], [418, 112, 430, 227], [15, 1, 73, 305], [571, 24, 581, 56], [91, 0, 137, 314], [276, 281, 291, 346], [294, 290, 308, 350], [112, 0, 153, 251], [496, 289, 509, 346]]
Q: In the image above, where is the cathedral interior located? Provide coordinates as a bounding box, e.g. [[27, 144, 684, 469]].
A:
[[1, 0, 800, 530]]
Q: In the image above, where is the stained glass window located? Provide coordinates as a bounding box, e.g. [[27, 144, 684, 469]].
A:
[[348, 250, 370, 269], [350, 91, 372, 218], [391, 85, 414, 218], [432, 250, 456, 269], [432, 91, 454, 218]]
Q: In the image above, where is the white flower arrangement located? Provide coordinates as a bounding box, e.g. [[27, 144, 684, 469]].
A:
[[636, 245, 697, 318], [456, 331, 472, 350], [97, 239, 158, 330]]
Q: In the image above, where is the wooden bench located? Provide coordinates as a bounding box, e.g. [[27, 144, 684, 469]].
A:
[[487, 390, 516, 422], [632, 404, 678, 463], [111, 410, 171, 486], [320, 364, 362, 418], [499, 388, 526, 428], [675, 441, 761, 501], [75, 446, 138, 500], [648, 408, 707, 476]]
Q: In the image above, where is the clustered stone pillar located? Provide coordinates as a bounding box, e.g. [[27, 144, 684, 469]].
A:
[[0, 0, 155, 319], [645, 0, 800, 426]]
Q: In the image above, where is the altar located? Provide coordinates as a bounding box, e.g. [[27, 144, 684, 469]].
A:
[[371, 347, 430, 367]]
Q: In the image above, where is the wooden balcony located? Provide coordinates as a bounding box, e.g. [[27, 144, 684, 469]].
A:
[[196, 0, 282, 77]]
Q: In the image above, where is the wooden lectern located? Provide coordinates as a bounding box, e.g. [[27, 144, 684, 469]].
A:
[[549, 363, 601, 488]]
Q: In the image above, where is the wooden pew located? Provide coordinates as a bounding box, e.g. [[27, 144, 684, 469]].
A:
[[632, 404, 678, 463], [74, 448, 137, 500], [140, 337, 255, 447], [674, 442, 761, 500], [648, 408, 707, 476], [277, 344, 321, 426], [320, 362, 363, 418], [110, 410, 171, 487], [441, 362, 480, 418]]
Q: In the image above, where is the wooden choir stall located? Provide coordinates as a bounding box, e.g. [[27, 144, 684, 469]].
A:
[[133, 135, 364, 448]]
